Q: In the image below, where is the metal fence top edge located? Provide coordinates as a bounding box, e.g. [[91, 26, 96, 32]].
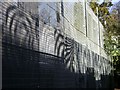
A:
[[1, 0, 113, 2]]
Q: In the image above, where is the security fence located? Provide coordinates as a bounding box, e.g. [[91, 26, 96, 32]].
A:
[[1, 2, 114, 88]]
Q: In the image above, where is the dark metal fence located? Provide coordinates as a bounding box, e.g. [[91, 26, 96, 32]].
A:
[[1, 2, 114, 88]]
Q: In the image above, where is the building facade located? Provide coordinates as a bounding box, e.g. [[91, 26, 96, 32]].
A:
[[1, 1, 114, 88]]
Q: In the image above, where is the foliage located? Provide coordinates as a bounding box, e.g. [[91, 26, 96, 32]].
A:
[[89, 1, 120, 73]]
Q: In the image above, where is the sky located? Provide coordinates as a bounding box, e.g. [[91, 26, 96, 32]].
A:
[[111, 0, 120, 4], [99, 0, 120, 4]]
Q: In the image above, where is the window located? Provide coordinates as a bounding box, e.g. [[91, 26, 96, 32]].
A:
[[39, 2, 60, 27]]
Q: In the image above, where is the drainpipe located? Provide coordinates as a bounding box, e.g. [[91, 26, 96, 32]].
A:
[[84, 0, 87, 88], [85, 0, 88, 37], [61, 0, 65, 63]]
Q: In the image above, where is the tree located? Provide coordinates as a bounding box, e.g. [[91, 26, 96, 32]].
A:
[[89, 1, 120, 73]]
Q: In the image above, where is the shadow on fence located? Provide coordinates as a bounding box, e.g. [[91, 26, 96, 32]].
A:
[[2, 42, 114, 89]]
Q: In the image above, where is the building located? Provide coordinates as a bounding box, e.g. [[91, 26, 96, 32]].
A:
[[1, 1, 114, 88]]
